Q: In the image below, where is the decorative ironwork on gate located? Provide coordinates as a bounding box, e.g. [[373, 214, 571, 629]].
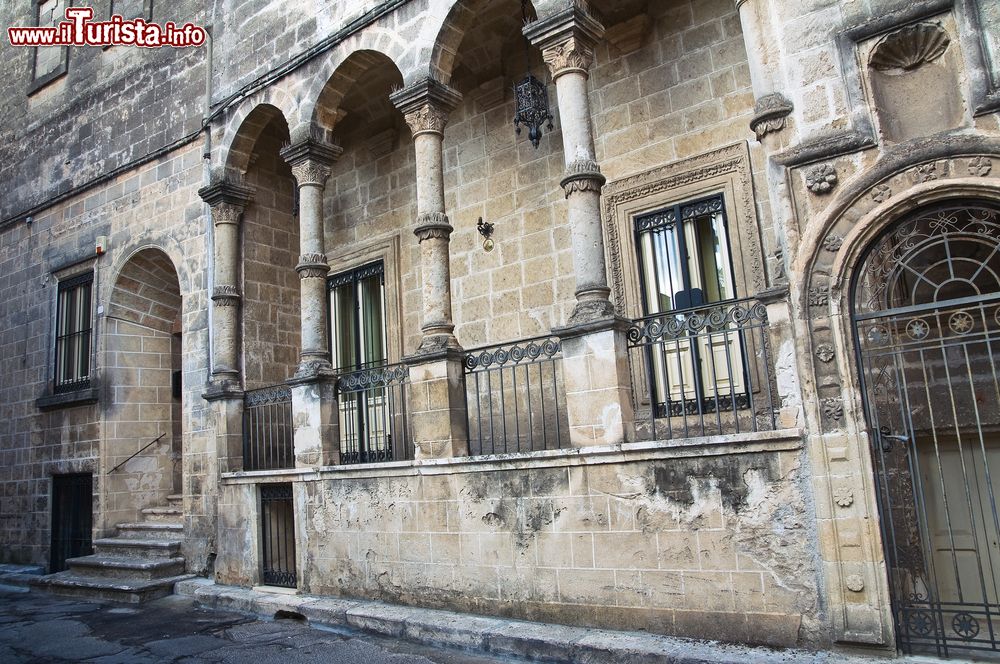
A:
[[854, 201, 1000, 657], [260, 482, 296, 588], [243, 384, 294, 471], [335, 362, 411, 464]]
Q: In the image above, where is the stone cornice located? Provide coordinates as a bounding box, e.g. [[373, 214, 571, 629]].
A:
[[523, 4, 605, 77], [198, 179, 255, 209], [280, 138, 343, 169]]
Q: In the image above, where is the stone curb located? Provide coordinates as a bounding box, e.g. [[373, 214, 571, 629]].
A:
[[174, 579, 909, 664]]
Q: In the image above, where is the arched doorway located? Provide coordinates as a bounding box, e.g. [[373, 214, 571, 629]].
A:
[[853, 200, 1000, 656], [104, 248, 183, 531]]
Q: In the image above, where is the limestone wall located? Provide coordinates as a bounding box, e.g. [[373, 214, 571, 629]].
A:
[[218, 432, 823, 648]]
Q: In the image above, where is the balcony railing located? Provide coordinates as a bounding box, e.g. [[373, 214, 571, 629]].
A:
[[243, 384, 294, 471], [464, 335, 570, 455], [626, 297, 778, 440], [336, 362, 412, 464]]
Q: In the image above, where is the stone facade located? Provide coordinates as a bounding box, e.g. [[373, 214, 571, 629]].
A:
[[1, 0, 999, 657]]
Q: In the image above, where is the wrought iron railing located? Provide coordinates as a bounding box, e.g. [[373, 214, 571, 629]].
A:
[[335, 362, 411, 464], [464, 336, 569, 455], [260, 482, 296, 588], [243, 385, 294, 471], [626, 297, 777, 440]]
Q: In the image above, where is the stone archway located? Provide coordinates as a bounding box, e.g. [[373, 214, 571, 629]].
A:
[[103, 247, 182, 533]]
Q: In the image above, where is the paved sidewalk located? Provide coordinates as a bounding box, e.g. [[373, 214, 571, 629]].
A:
[[0, 585, 521, 663], [176, 578, 912, 664]]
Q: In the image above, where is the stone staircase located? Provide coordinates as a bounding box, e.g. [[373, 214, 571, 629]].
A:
[[34, 494, 194, 603]]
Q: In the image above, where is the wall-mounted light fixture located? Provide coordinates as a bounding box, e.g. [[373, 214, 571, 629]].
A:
[[477, 217, 495, 252]]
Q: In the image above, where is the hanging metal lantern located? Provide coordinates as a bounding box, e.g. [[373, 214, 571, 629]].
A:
[[513, 73, 553, 149]]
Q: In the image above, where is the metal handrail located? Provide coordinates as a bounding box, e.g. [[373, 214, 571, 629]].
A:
[[108, 433, 166, 474]]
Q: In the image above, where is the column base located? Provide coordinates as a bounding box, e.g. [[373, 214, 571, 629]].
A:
[[404, 349, 469, 459], [553, 316, 636, 447], [566, 296, 617, 328], [203, 374, 242, 402], [293, 358, 335, 381], [287, 374, 339, 467], [415, 332, 462, 356]]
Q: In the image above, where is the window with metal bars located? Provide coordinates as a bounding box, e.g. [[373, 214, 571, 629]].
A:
[[54, 272, 93, 394], [633, 194, 746, 414]]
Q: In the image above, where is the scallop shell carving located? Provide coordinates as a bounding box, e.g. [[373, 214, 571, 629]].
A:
[[870, 23, 950, 72]]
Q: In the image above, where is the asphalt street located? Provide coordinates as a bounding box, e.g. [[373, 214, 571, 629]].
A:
[[0, 587, 525, 663]]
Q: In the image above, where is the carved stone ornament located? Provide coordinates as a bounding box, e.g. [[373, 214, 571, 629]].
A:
[[415, 212, 453, 242], [749, 92, 794, 140], [822, 398, 844, 421], [911, 163, 939, 183], [211, 285, 240, 306], [833, 486, 855, 508], [296, 253, 330, 278], [542, 37, 596, 77], [290, 161, 333, 188], [404, 104, 450, 136], [969, 156, 993, 177], [805, 163, 838, 194], [815, 343, 835, 363], [809, 285, 830, 307], [845, 574, 865, 593], [560, 159, 606, 198], [823, 234, 844, 252], [209, 202, 244, 226], [871, 183, 892, 203], [869, 22, 950, 72]]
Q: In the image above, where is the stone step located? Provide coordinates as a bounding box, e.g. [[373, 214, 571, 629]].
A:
[[140, 507, 182, 524], [116, 522, 184, 540], [66, 555, 186, 581], [166, 494, 183, 507], [31, 571, 195, 604], [94, 538, 182, 559]]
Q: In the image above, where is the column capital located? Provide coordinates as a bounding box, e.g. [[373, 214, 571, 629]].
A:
[[390, 78, 462, 137], [559, 158, 606, 199], [523, 4, 605, 78], [414, 212, 453, 242], [198, 179, 254, 211], [280, 138, 343, 187], [295, 252, 331, 278]]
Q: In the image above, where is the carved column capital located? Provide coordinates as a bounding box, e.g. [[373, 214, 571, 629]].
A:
[[560, 158, 606, 198], [414, 212, 453, 242], [280, 138, 342, 187], [749, 92, 794, 140], [211, 284, 241, 306], [390, 78, 462, 137], [524, 4, 605, 78], [296, 253, 331, 278], [199, 179, 254, 223]]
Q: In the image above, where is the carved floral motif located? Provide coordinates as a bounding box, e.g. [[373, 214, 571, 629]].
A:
[[806, 164, 838, 194], [815, 344, 835, 363], [833, 486, 855, 507], [823, 235, 844, 252], [911, 163, 939, 183], [845, 574, 865, 593], [822, 398, 844, 421], [809, 286, 830, 307], [969, 156, 993, 177], [871, 183, 892, 203]]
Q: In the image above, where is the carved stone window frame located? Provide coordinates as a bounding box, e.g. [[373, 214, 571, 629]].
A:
[[325, 234, 404, 365], [603, 141, 767, 319]]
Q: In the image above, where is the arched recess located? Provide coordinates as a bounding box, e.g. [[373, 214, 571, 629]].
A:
[[229, 104, 302, 389], [428, 0, 537, 87], [104, 247, 182, 532], [795, 147, 1000, 647]]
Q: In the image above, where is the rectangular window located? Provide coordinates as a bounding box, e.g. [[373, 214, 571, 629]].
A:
[[329, 261, 386, 372], [54, 272, 93, 393], [32, 0, 69, 89], [634, 194, 747, 414]]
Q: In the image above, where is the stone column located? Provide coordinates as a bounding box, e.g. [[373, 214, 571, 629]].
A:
[[525, 5, 635, 447], [199, 180, 253, 397], [280, 138, 343, 467], [390, 79, 469, 459]]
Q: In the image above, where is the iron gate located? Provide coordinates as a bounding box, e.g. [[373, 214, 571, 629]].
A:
[[854, 201, 1000, 657], [50, 473, 93, 572], [260, 483, 296, 588]]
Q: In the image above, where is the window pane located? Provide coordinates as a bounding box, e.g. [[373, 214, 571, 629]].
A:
[[686, 211, 735, 304], [110, 0, 149, 19], [34, 0, 67, 81], [358, 273, 385, 366], [330, 283, 356, 370], [55, 276, 93, 389]]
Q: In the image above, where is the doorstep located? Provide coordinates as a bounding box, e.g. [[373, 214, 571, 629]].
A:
[[174, 578, 912, 664]]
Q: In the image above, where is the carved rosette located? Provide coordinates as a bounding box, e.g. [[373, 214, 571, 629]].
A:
[[212, 285, 241, 306], [805, 164, 838, 194], [296, 253, 330, 278], [414, 212, 453, 242], [749, 93, 794, 140], [560, 159, 606, 198], [542, 36, 596, 78], [404, 104, 450, 137]]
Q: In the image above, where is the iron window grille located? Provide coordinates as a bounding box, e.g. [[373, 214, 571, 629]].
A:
[[633, 194, 746, 417], [260, 483, 296, 588], [54, 271, 93, 394]]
